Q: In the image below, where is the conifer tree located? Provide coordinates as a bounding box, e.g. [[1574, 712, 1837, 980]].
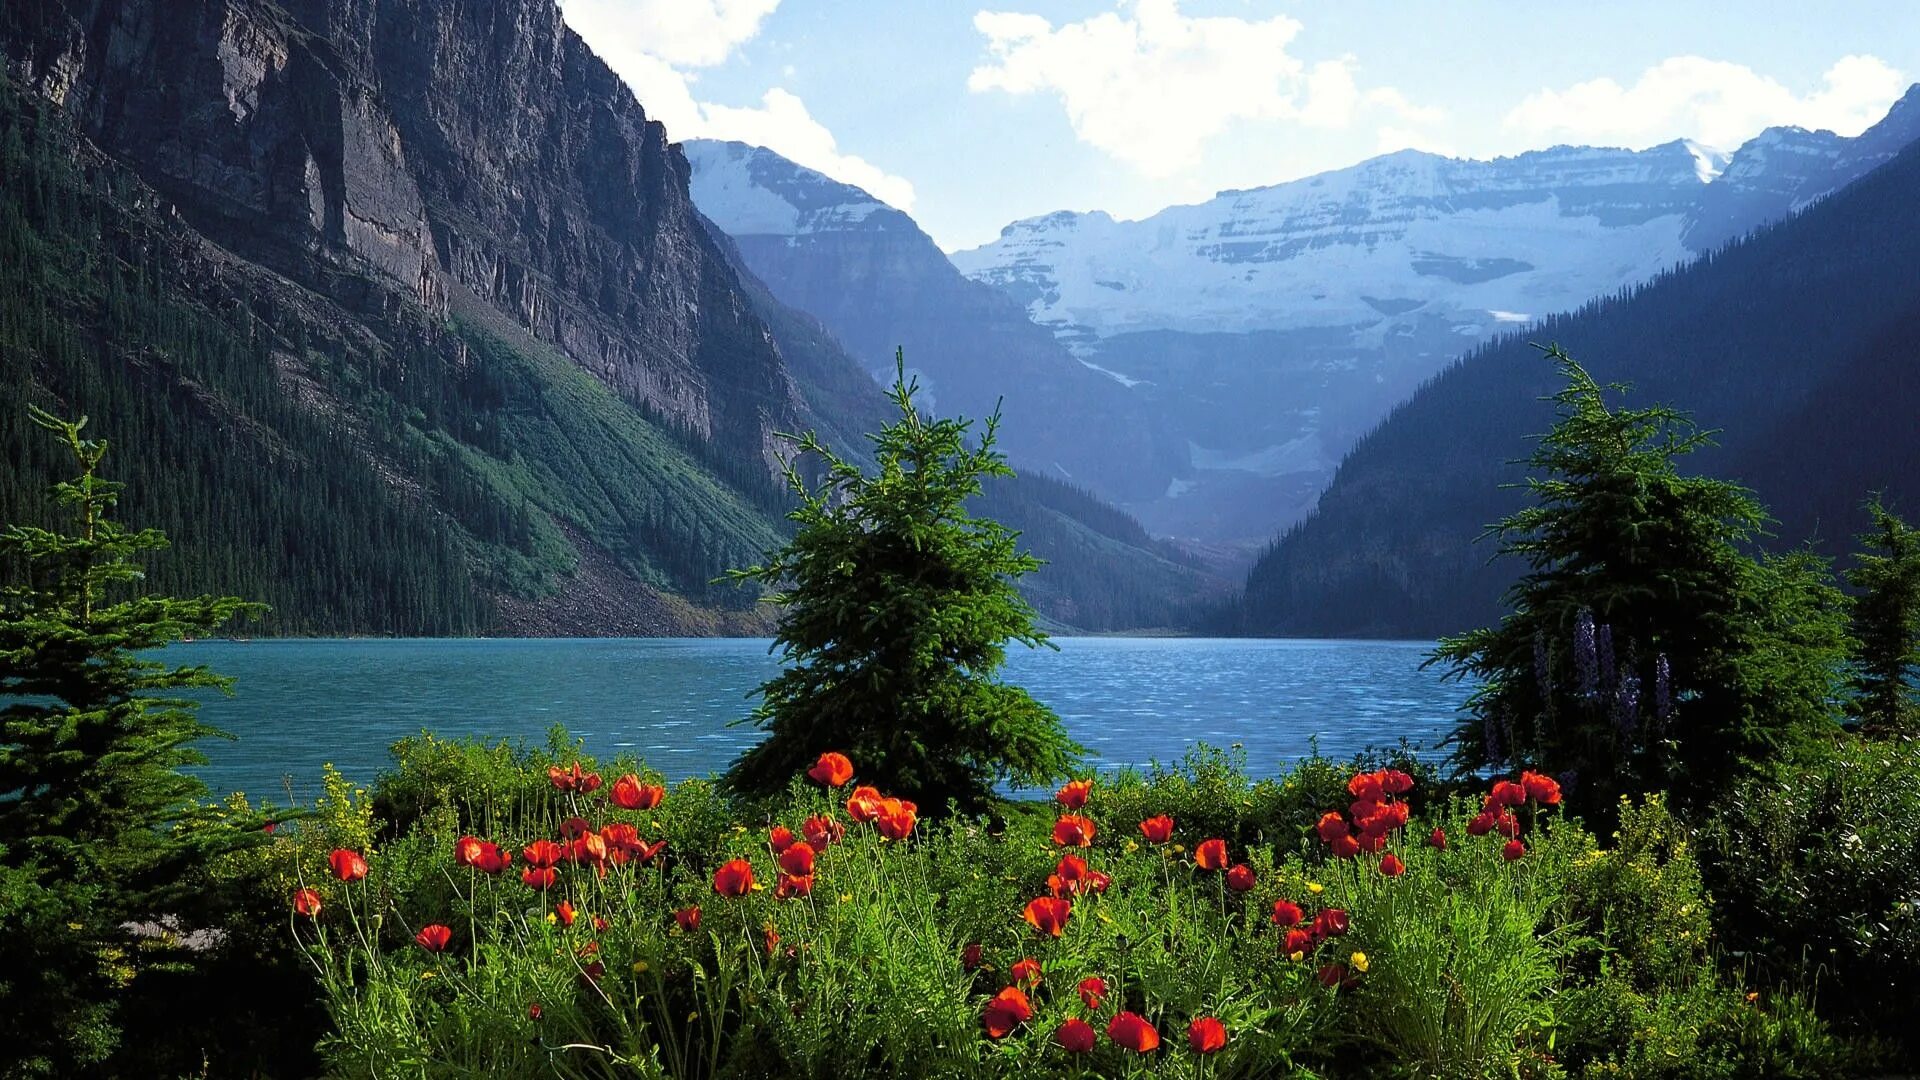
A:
[[0, 408, 263, 1072], [1434, 347, 1851, 818], [723, 354, 1082, 813], [1846, 498, 1920, 734]]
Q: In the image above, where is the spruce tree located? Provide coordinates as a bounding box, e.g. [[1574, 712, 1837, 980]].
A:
[[0, 408, 263, 1073], [1845, 498, 1920, 734], [1433, 347, 1851, 818], [724, 354, 1082, 813]]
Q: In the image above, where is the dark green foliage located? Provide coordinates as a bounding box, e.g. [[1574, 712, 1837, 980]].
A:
[[1698, 736, 1920, 1061], [1844, 498, 1920, 734], [1433, 348, 1852, 818], [0, 410, 268, 1075], [724, 357, 1082, 812]]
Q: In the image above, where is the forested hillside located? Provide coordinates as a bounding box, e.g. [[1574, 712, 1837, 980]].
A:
[[1235, 139, 1920, 637]]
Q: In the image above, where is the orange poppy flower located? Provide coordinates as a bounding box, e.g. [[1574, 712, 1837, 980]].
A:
[[1011, 956, 1043, 985], [775, 872, 814, 899], [1055, 779, 1093, 810], [1193, 838, 1228, 870], [610, 774, 664, 810], [778, 841, 816, 877], [1108, 1011, 1161, 1053], [521, 866, 558, 890], [1378, 853, 1406, 877], [1521, 770, 1562, 806], [522, 839, 564, 869], [554, 900, 577, 927], [415, 924, 453, 952], [1188, 1016, 1227, 1054], [874, 798, 918, 840], [807, 752, 855, 788], [673, 905, 701, 932], [846, 786, 885, 823], [1023, 896, 1072, 937], [1055, 1017, 1097, 1054], [802, 814, 844, 849], [327, 848, 368, 882], [713, 858, 755, 897], [1138, 814, 1174, 843], [1077, 975, 1107, 1010], [1053, 814, 1097, 848], [982, 986, 1032, 1039], [291, 887, 322, 918]]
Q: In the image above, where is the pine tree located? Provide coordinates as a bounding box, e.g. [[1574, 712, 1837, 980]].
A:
[[0, 408, 264, 1073], [1433, 347, 1851, 819], [723, 354, 1082, 813], [1846, 498, 1920, 735]]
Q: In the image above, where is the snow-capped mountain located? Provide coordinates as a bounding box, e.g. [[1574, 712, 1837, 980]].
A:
[[685, 139, 1176, 506], [947, 86, 1920, 540]]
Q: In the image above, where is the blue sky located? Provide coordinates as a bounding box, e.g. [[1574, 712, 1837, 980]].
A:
[[556, 1, 1920, 251]]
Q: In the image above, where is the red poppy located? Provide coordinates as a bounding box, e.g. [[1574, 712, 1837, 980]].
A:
[[521, 866, 558, 890], [1347, 771, 1385, 801], [1283, 927, 1314, 956], [1084, 870, 1113, 894], [768, 825, 796, 854], [528, 1003, 543, 1021], [846, 786, 885, 822], [472, 843, 511, 875], [523, 839, 565, 869], [778, 841, 816, 877], [415, 924, 453, 952], [454, 835, 487, 867], [1379, 853, 1406, 877], [581, 960, 605, 981], [634, 839, 668, 864], [1271, 898, 1304, 927], [292, 887, 322, 918], [1194, 838, 1229, 871], [593, 916, 609, 932], [1138, 814, 1175, 843], [1052, 814, 1097, 848], [263, 821, 276, 834], [570, 832, 609, 867], [1520, 770, 1562, 806], [982, 986, 1033, 1039], [802, 814, 844, 849], [1495, 810, 1522, 839], [764, 925, 780, 956], [1052, 854, 1091, 893], [610, 774, 664, 810], [560, 816, 593, 839], [327, 848, 368, 882], [548, 762, 603, 793], [1078, 975, 1107, 1010], [875, 798, 918, 840], [1317, 963, 1349, 988], [1188, 1016, 1227, 1054], [1381, 769, 1415, 795], [1226, 864, 1256, 892], [808, 752, 855, 788], [962, 942, 983, 971], [1427, 827, 1448, 850], [1011, 957, 1043, 985], [1023, 896, 1072, 937], [1503, 839, 1526, 862], [1356, 830, 1388, 855], [1108, 1011, 1161, 1053], [1312, 908, 1350, 938], [1488, 779, 1526, 808], [1055, 778, 1093, 810], [1466, 811, 1497, 837], [673, 905, 701, 932], [775, 872, 814, 899], [1329, 834, 1361, 859], [554, 900, 577, 927], [713, 858, 755, 897], [1315, 811, 1350, 843], [1055, 1018, 1097, 1054]]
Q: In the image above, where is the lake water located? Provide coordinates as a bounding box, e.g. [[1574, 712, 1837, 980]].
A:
[[175, 637, 1473, 802]]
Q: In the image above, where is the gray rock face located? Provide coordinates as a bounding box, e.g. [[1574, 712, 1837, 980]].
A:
[[8, 0, 799, 468]]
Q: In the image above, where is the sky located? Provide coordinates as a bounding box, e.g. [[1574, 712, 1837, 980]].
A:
[[555, 0, 1920, 252]]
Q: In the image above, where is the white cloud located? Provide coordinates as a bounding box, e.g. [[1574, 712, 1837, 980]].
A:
[[967, 0, 1439, 177], [558, 0, 917, 211], [1505, 54, 1907, 150]]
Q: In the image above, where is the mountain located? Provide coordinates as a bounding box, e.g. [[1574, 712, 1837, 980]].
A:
[[954, 89, 1920, 542], [0, 0, 1214, 635], [683, 139, 1179, 508], [1231, 136, 1920, 638]]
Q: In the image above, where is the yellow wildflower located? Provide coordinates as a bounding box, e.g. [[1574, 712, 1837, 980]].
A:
[[633, 961, 649, 974], [1350, 951, 1369, 973], [1307, 882, 1323, 895]]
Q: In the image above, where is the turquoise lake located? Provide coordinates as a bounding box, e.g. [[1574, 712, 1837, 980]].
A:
[[175, 637, 1473, 801]]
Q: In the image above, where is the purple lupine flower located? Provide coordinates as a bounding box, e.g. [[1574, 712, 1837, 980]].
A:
[[1654, 654, 1673, 723], [1574, 610, 1598, 698], [1596, 624, 1616, 700], [1483, 712, 1507, 765], [1615, 673, 1641, 739]]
